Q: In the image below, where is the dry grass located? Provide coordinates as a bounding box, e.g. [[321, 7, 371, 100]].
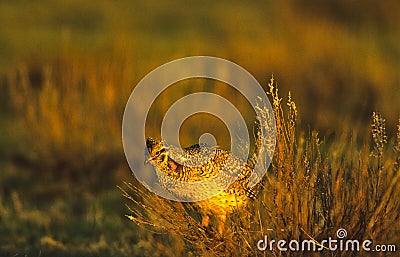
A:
[[122, 78, 400, 256], [6, 54, 132, 181], [1, 1, 399, 256], [4, 54, 398, 255]]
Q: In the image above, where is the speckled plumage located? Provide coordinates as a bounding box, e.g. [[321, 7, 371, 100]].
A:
[[145, 137, 260, 233]]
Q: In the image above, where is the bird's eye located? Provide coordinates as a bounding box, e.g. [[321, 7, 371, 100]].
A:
[[155, 148, 166, 156]]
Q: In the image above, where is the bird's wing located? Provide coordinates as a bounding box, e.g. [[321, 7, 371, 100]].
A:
[[167, 143, 218, 166]]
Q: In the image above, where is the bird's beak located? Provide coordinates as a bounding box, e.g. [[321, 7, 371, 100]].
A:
[[144, 149, 152, 165], [144, 156, 153, 165]]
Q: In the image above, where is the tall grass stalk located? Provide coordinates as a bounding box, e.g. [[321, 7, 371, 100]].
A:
[[122, 78, 400, 256], [7, 55, 131, 180]]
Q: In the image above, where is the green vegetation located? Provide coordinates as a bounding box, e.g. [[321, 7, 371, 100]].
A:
[[0, 0, 399, 256]]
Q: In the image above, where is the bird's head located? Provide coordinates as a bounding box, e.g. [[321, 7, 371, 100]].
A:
[[145, 137, 167, 164], [145, 137, 179, 172]]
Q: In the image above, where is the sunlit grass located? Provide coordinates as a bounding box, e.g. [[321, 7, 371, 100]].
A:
[[5, 55, 132, 181], [122, 78, 400, 256], [1, 0, 399, 132], [2, 53, 399, 256], [0, 1, 399, 256]]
